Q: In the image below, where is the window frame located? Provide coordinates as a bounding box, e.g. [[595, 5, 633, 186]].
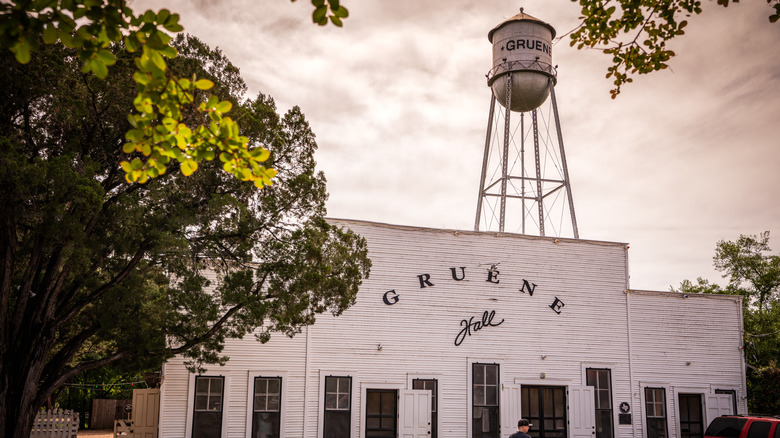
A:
[[323, 375, 353, 438], [471, 362, 500, 438], [644, 387, 669, 438], [640, 383, 672, 438], [246, 371, 287, 438], [187, 374, 228, 438], [585, 367, 615, 438]]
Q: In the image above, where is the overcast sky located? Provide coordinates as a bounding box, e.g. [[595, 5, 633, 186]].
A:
[[133, 0, 780, 291]]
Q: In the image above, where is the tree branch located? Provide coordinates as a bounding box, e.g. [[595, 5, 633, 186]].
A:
[[169, 303, 244, 355]]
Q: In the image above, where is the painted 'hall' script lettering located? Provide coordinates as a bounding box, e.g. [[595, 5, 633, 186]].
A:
[[454, 310, 505, 346]]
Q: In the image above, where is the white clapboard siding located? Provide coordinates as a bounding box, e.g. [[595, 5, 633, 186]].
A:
[[158, 219, 744, 438], [627, 289, 745, 437]]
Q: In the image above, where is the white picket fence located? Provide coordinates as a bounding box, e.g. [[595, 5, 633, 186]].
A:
[[30, 409, 79, 438]]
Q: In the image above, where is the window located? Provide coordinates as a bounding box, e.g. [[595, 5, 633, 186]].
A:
[[586, 368, 613, 438], [193, 376, 224, 438], [746, 422, 772, 438], [704, 417, 747, 438], [324, 376, 351, 438], [412, 379, 438, 438], [521, 386, 566, 438], [472, 363, 499, 438], [715, 389, 737, 415], [252, 377, 281, 438], [644, 388, 668, 438], [365, 389, 397, 437]]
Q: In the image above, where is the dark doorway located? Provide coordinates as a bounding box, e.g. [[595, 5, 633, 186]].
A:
[[365, 389, 397, 438], [521, 386, 567, 438], [679, 394, 704, 438]]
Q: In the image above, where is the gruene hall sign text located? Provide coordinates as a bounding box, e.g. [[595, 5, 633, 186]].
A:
[[381, 266, 566, 346]]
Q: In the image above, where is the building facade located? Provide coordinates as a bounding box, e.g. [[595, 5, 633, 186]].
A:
[[158, 219, 746, 438]]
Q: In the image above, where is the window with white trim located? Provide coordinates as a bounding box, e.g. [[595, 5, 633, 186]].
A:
[[472, 363, 499, 438], [323, 376, 351, 438], [193, 376, 224, 438], [252, 376, 281, 438], [586, 368, 614, 438], [644, 387, 668, 438]]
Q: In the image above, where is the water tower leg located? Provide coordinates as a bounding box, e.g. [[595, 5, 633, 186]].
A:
[[499, 73, 513, 233], [521, 112, 525, 235], [550, 83, 579, 239], [532, 109, 545, 236], [474, 93, 497, 232]]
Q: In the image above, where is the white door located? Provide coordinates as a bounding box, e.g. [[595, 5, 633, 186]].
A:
[[705, 394, 734, 429], [501, 384, 522, 438], [569, 386, 596, 438], [132, 388, 160, 438], [399, 389, 431, 438]]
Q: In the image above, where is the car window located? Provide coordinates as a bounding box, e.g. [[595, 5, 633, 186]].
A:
[[747, 421, 773, 438], [706, 418, 748, 438], [774, 423, 780, 438]]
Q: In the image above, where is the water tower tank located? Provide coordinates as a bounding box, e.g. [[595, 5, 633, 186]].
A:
[[487, 10, 556, 113]]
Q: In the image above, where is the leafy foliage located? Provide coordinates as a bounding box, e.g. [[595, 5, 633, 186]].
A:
[[0, 0, 350, 186], [0, 35, 370, 438], [294, 0, 350, 26], [673, 232, 780, 413], [746, 366, 780, 415], [568, 0, 780, 97]]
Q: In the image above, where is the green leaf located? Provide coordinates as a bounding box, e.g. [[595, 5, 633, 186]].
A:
[[181, 159, 198, 176], [215, 101, 233, 113], [313, 5, 327, 23], [92, 59, 109, 79], [96, 49, 116, 66], [160, 46, 177, 58], [43, 25, 58, 44], [332, 5, 349, 18], [195, 79, 214, 90], [330, 15, 343, 26], [143, 10, 156, 23], [162, 117, 178, 131], [149, 48, 167, 71], [163, 22, 184, 33], [13, 39, 31, 64], [312, 0, 325, 6], [157, 9, 171, 24]]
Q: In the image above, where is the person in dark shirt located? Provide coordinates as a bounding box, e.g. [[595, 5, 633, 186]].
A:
[[509, 419, 533, 438]]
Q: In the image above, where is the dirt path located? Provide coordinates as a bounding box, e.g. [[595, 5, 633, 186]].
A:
[[78, 430, 114, 438]]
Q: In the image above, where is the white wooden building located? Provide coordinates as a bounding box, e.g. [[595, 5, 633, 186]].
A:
[[158, 218, 746, 438]]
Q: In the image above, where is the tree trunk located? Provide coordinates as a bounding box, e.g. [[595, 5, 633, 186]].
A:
[[0, 357, 47, 438]]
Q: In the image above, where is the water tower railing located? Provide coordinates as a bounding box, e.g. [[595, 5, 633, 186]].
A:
[[486, 61, 557, 86]]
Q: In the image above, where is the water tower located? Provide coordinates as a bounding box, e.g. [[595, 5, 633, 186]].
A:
[[474, 9, 579, 238]]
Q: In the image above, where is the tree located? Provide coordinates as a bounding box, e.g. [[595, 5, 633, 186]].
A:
[[673, 232, 780, 413], [0, 34, 371, 438], [0, 0, 348, 186], [567, 0, 780, 98]]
